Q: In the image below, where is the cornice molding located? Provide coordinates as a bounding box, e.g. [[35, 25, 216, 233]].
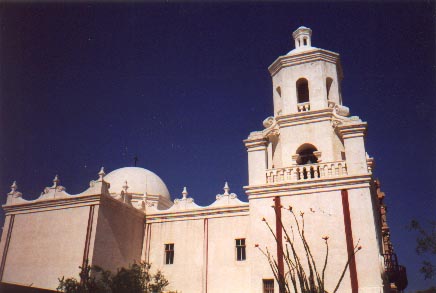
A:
[[3, 192, 145, 218], [276, 108, 334, 127], [268, 49, 342, 77], [337, 122, 368, 139], [146, 204, 249, 223], [243, 137, 268, 150]]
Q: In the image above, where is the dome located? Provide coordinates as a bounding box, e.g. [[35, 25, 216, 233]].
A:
[[104, 167, 170, 200]]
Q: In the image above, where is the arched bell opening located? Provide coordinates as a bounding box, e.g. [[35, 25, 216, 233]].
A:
[[326, 77, 333, 100], [296, 78, 309, 104], [296, 143, 318, 165]]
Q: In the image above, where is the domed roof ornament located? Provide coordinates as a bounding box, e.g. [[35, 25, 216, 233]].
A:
[[6, 180, 24, 205]]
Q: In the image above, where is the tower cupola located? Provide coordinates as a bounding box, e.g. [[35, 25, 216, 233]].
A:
[[269, 26, 343, 116], [292, 26, 312, 49]]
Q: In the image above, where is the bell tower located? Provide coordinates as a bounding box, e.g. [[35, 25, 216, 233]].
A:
[[244, 26, 369, 185], [244, 26, 391, 293]]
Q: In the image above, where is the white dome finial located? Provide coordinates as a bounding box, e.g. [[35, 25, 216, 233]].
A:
[[292, 26, 312, 49]]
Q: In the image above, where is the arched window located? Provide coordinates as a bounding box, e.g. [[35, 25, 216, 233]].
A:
[[296, 143, 318, 165], [326, 77, 333, 100], [303, 38, 307, 46], [296, 78, 309, 103], [276, 86, 281, 97]]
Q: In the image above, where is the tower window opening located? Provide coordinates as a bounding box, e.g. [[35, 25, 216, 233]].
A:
[[276, 86, 281, 97], [303, 38, 307, 46], [296, 78, 309, 103], [326, 77, 333, 100], [296, 144, 318, 165]]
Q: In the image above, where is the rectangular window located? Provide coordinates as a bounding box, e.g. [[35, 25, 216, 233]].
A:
[[263, 279, 274, 293], [236, 238, 246, 261], [165, 243, 174, 265]]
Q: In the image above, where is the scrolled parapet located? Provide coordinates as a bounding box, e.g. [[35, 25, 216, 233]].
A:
[[37, 175, 69, 201]]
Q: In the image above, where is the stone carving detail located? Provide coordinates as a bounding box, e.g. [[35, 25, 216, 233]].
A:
[[331, 104, 362, 129], [263, 116, 275, 128], [334, 104, 350, 117]]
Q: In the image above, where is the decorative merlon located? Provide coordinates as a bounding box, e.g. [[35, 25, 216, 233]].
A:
[[83, 167, 110, 197], [38, 175, 68, 201], [6, 181, 25, 205], [119, 180, 132, 205], [210, 182, 245, 207], [171, 187, 200, 210]]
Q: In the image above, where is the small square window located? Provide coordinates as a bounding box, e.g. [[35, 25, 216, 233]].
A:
[[263, 279, 274, 293], [165, 243, 174, 265], [236, 238, 246, 261]]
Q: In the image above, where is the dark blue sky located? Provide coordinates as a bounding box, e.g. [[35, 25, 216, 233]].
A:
[[1, 2, 435, 291]]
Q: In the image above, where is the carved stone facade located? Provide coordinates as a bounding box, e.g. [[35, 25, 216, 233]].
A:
[[0, 26, 405, 293]]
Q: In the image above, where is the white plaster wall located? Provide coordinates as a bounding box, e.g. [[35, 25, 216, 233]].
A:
[[147, 219, 205, 292], [92, 198, 144, 271], [343, 136, 368, 175], [249, 191, 354, 293], [2, 206, 90, 289], [207, 215, 250, 293], [348, 187, 385, 292], [248, 147, 267, 185]]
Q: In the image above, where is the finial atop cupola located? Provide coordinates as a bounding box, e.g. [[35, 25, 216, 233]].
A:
[[292, 26, 312, 49]]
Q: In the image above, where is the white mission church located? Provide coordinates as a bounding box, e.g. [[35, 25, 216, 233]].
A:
[[0, 27, 407, 293]]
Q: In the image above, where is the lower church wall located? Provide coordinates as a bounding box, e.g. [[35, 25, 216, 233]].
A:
[[146, 214, 250, 293], [0, 206, 91, 289], [91, 196, 145, 272], [247, 189, 383, 293]]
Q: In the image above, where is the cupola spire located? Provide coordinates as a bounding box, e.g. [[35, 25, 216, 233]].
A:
[[292, 26, 312, 49]]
